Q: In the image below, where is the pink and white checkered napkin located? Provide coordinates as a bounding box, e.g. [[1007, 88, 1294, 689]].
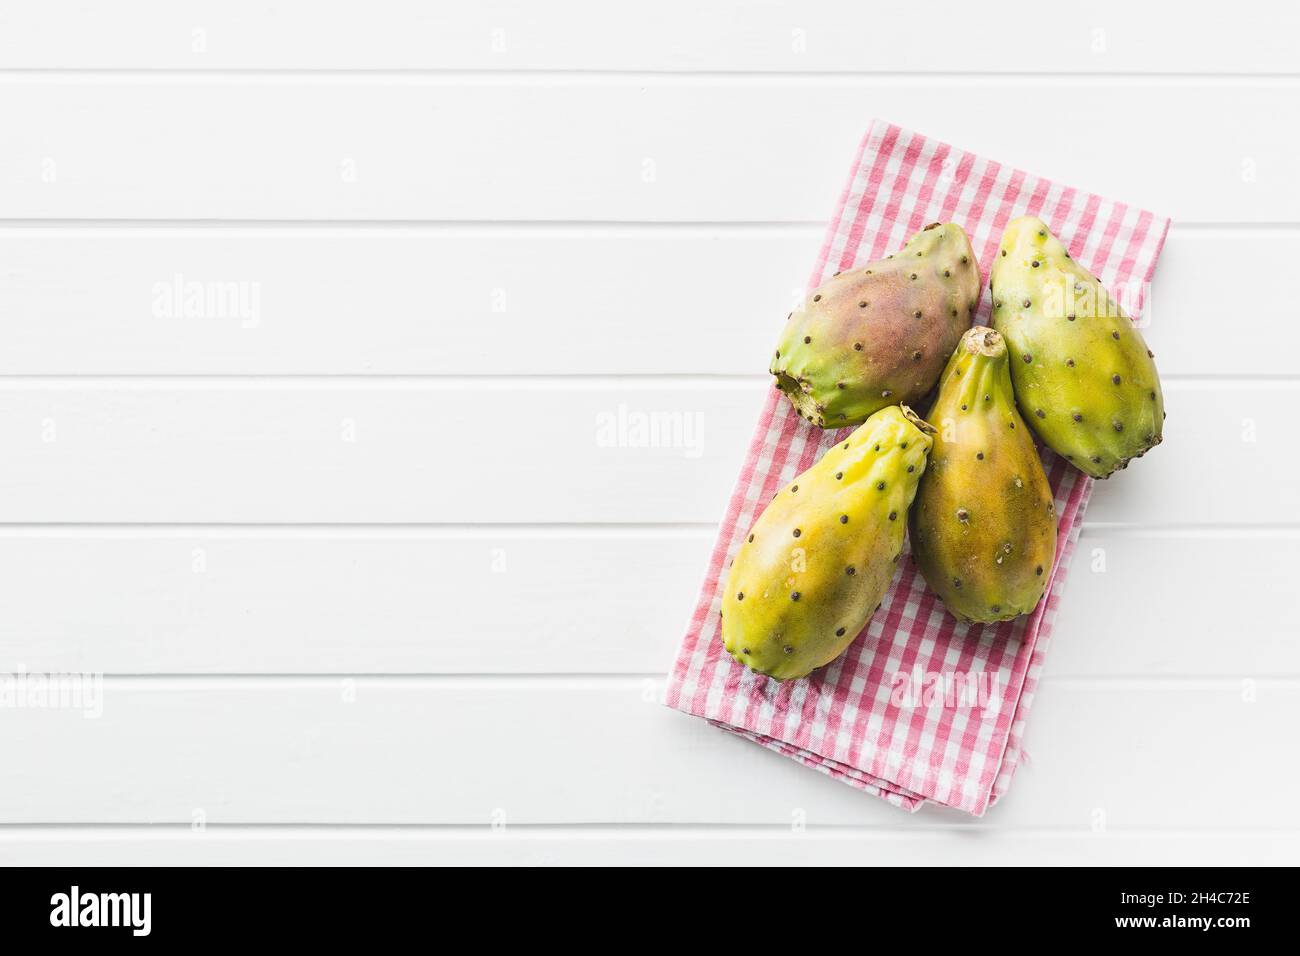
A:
[[666, 120, 1170, 816]]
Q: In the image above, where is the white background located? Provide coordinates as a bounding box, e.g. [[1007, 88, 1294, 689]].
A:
[[0, 1, 1297, 865]]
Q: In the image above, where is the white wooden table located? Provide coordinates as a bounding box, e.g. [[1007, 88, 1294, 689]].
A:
[[0, 1, 1297, 866]]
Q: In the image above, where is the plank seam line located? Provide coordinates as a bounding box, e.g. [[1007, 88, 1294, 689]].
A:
[[0, 522, 1296, 535], [1, 70, 1300, 85], [0, 374, 1293, 386], [0, 823, 1296, 836], [0, 220, 1293, 231], [6, 674, 1294, 685]]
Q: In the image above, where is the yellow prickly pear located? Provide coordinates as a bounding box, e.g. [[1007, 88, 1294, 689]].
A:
[[908, 327, 1058, 624], [772, 223, 982, 429], [990, 216, 1164, 478], [720, 405, 935, 680]]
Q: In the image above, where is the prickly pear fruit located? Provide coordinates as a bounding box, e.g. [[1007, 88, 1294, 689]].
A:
[[772, 223, 982, 428], [908, 327, 1057, 624], [989, 216, 1164, 478], [720, 405, 935, 680]]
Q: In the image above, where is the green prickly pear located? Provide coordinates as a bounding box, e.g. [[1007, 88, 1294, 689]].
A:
[[909, 327, 1058, 624], [989, 216, 1164, 478], [720, 405, 935, 680], [772, 223, 982, 429]]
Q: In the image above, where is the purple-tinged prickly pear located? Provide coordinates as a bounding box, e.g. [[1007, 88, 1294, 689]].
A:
[[990, 216, 1164, 478], [909, 327, 1058, 624], [720, 405, 935, 680], [772, 223, 982, 428]]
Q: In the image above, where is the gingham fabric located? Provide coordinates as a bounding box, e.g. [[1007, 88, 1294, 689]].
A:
[[665, 120, 1170, 816]]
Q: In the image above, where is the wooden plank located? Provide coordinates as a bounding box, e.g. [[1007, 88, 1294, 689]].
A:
[[1049, 530, 1300, 677], [1, 528, 1293, 676], [0, 678, 1293, 826], [1083, 381, 1299, 526], [0, 528, 711, 674], [0, 80, 1293, 222], [0, 381, 1291, 524], [1, 1, 1295, 75], [0, 381, 760, 524], [0, 827, 1292, 866], [0, 226, 1284, 377]]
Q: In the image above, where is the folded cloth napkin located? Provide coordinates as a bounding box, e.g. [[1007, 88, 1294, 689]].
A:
[[666, 120, 1170, 815]]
